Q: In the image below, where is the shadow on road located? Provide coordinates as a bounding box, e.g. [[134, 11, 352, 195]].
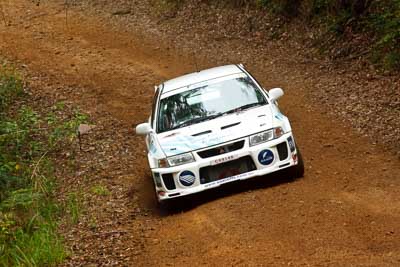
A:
[[155, 169, 298, 216]]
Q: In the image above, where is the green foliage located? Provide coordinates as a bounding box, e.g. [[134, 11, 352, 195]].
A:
[[327, 9, 352, 34], [0, 189, 41, 211], [161, 0, 399, 69], [310, 0, 330, 15], [91, 185, 110, 196], [257, 0, 400, 69], [258, 0, 301, 16], [0, 64, 88, 266], [368, 0, 400, 69], [318, 0, 400, 69], [66, 192, 83, 224], [0, 64, 23, 114], [0, 220, 65, 266]]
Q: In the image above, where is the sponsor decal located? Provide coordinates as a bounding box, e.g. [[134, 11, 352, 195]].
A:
[[287, 136, 295, 152], [149, 135, 157, 154], [217, 168, 240, 179], [160, 132, 230, 156], [204, 171, 257, 188], [258, 149, 274, 165], [275, 112, 285, 121], [179, 170, 196, 186], [211, 154, 238, 165]]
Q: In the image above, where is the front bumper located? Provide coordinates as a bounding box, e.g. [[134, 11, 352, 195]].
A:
[[151, 132, 298, 202]]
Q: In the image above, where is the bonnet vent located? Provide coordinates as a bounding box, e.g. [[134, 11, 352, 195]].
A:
[[221, 122, 241, 130]]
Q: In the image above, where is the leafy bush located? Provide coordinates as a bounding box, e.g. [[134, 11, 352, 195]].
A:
[[0, 64, 23, 114], [91, 185, 110, 196], [368, 0, 400, 69], [257, 0, 302, 16], [277, 0, 400, 69], [162, 0, 400, 69], [0, 64, 87, 266], [313, 0, 400, 69], [66, 192, 83, 224]]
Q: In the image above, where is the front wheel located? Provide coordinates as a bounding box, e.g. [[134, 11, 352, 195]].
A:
[[152, 184, 173, 213], [291, 146, 304, 178]]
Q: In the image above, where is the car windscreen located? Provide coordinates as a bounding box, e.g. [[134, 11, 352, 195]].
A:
[[157, 75, 267, 133]]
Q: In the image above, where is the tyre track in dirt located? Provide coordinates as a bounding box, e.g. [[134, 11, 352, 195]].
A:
[[1, 1, 400, 266]]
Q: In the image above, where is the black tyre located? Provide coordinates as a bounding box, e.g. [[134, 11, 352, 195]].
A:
[[154, 189, 171, 213], [151, 180, 166, 209], [291, 146, 304, 178]]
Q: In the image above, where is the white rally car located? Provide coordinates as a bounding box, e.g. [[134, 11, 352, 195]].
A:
[[136, 64, 304, 204]]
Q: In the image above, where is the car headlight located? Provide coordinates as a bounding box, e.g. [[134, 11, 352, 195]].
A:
[[166, 152, 195, 167], [273, 127, 284, 139], [249, 127, 284, 146], [157, 158, 169, 168]]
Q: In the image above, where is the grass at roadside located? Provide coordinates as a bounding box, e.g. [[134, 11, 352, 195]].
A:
[[0, 62, 87, 266]]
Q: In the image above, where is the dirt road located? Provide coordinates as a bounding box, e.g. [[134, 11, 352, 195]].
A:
[[1, 0, 400, 266]]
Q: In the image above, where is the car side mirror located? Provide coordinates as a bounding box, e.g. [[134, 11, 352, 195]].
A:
[[269, 88, 284, 102], [135, 123, 153, 135]]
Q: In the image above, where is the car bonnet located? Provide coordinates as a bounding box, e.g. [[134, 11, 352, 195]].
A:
[[157, 105, 274, 157]]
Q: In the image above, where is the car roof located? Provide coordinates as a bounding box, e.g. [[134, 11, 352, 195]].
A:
[[161, 64, 244, 94]]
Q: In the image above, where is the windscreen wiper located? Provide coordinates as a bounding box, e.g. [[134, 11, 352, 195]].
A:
[[223, 102, 262, 115], [170, 113, 223, 130], [168, 103, 262, 131]]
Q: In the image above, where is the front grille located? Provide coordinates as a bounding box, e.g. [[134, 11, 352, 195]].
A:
[[197, 140, 245, 159], [162, 173, 176, 190], [276, 142, 289, 161], [200, 156, 256, 184]]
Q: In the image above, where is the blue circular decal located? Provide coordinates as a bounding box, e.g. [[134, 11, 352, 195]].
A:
[[258, 149, 274, 165], [179, 171, 196, 186]]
